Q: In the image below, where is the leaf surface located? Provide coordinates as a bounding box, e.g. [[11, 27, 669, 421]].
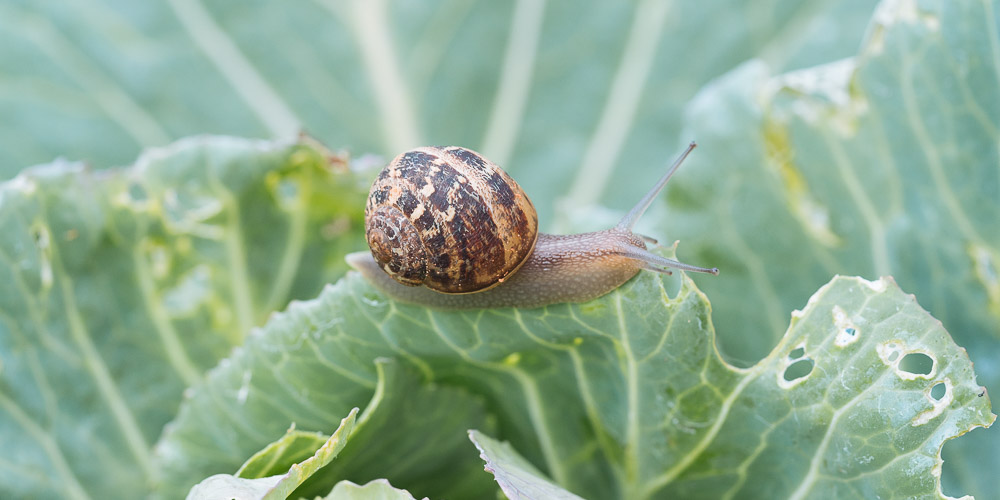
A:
[[1, 0, 998, 497], [469, 430, 584, 500], [183, 357, 496, 500], [156, 270, 993, 499], [0, 137, 367, 498], [657, 0, 1000, 495], [320, 479, 425, 500], [0, 0, 874, 225], [186, 409, 356, 500]]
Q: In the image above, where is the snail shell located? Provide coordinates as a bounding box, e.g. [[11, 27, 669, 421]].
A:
[[364, 146, 538, 294]]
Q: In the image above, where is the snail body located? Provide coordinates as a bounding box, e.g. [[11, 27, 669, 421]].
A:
[[347, 143, 718, 309]]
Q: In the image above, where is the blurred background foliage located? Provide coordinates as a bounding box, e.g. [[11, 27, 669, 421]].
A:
[[1, 0, 997, 497]]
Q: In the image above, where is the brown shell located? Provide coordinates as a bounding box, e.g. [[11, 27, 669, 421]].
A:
[[364, 146, 539, 294]]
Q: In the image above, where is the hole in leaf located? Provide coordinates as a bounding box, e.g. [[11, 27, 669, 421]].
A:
[[270, 175, 302, 210], [783, 358, 814, 382], [128, 181, 149, 202], [930, 382, 946, 401], [789, 347, 805, 359], [899, 352, 934, 376], [277, 179, 299, 200], [32, 226, 49, 248], [834, 323, 860, 347], [886, 349, 900, 362]]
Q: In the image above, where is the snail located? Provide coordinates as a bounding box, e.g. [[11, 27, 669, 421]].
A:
[[345, 142, 718, 309]]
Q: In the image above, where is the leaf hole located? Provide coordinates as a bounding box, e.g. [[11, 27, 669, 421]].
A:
[[128, 181, 149, 202], [32, 225, 50, 249], [832, 306, 860, 347], [270, 175, 302, 210], [930, 382, 947, 401], [914, 379, 952, 426], [835, 325, 860, 347], [783, 358, 814, 383], [789, 347, 805, 359], [29, 223, 54, 290], [360, 293, 386, 308], [899, 352, 934, 376]]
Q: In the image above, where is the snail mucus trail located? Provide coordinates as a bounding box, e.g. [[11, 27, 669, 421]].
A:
[[346, 142, 718, 309]]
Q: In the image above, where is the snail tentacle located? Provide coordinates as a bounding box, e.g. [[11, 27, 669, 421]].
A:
[[617, 141, 697, 231], [615, 243, 720, 276]]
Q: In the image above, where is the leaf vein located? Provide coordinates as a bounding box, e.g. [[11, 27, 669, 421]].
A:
[[330, 0, 422, 152], [0, 393, 91, 500], [16, 9, 169, 147], [167, 0, 302, 138], [56, 268, 154, 478], [131, 246, 202, 387], [786, 322, 937, 500], [566, 0, 671, 207], [481, 0, 547, 166]]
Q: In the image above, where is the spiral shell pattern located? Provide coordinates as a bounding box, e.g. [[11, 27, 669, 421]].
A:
[[364, 146, 538, 293]]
